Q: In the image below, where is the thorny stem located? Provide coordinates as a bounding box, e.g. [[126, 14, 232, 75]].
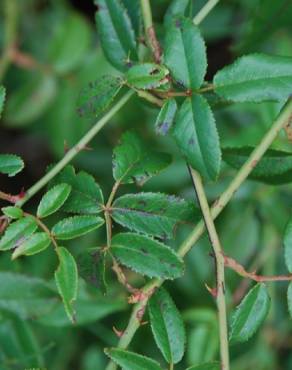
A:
[[15, 90, 134, 208], [0, 0, 18, 82], [189, 168, 229, 370], [140, 0, 161, 63], [106, 99, 292, 365], [193, 0, 220, 25]]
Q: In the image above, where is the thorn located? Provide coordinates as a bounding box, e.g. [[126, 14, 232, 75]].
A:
[[128, 290, 147, 304], [205, 283, 217, 298], [113, 326, 124, 338]]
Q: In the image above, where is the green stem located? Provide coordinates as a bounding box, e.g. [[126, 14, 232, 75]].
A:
[[193, 0, 220, 25], [15, 90, 134, 208], [105, 98, 292, 365], [189, 168, 229, 370], [0, 0, 18, 82], [140, 0, 161, 63]]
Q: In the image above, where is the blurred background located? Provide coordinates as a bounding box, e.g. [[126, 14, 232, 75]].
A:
[[0, 0, 292, 369]]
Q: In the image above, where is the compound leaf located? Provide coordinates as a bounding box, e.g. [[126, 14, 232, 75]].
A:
[[0, 154, 24, 177], [51, 166, 104, 214], [229, 283, 270, 344], [223, 147, 292, 184], [95, 0, 138, 71], [173, 95, 221, 181], [0, 216, 38, 251], [111, 233, 184, 279], [164, 16, 207, 89], [52, 216, 104, 240], [112, 192, 199, 238], [105, 348, 162, 370], [214, 54, 292, 102], [77, 75, 123, 118], [149, 287, 185, 364], [155, 98, 177, 136], [55, 247, 78, 323], [37, 183, 71, 218], [113, 131, 171, 185]]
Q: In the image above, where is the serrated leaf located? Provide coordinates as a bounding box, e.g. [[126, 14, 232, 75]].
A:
[[186, 362, 220, 370], [149, 288, 185, 364], [105, 348, 162, 370], [51, 166, 104, 214], [95, 0, 138, 71], [77, 75, 123, 118], [0, 85, 6, 118], [0, 216, 38, 251], [164, 16, 207, 89], [12, 232, 51, 259], [1, 206, 23, 219], [111, 233, 184, 279], [223, 147, 292, 185], [173, 95, 221, 181], [284, 218, 292, 273], [229, 283, 270, 344], [113, 131, 171, 185], [52, 215, 104, 240], [0, 154, 24, 177], [55, 247, 78, 323], [112, 192, 200, 238], [126, 63, 169, 90], [37, 183, 71, 218], [214, 54, 292, 102], [287, 282, 292, 318], [155, 99, 177, 136], [121, 0, 141, 36]]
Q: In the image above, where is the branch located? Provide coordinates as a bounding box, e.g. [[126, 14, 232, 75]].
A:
[[140, 0, 161, 63], [193, 0, 220, 25], [15, 90, 134, 208], [189, 168, 230, 370], [105, 98, 292, 363]]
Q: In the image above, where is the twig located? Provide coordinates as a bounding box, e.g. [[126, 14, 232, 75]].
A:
[[189, 168, 229, 370], [140, 0, 161, 63], [193, 0, 220, 25]]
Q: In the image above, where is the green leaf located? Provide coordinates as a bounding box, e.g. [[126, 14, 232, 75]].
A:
[[0, 85, 6, 118], [105, 348, 162, 370], [52, 215, 104, 240], [95, 0, 138, 71], [111, 233, 184, 279], [213, 53, 292, 102], [37, 183, 72, 218], [55, 247, 78, 323], [12, 232, 51, 259], [229, 283, 270, 344], [48, 12, 91, 73], [149, 288, 185, 364], [284, 218, 292, 272], [222, 147, 292, 185], [287, 282, 292, 318], [51, 166, 104, 214], [186, 362, 220, 370], [0, 272, 57, 319], [164, 16, 207, 89], [173, 95, 221, 181], [0, 216, 38, 251], [155, 98, 177, 136], [112, 192, 199, 238], [0, 154, 24, 176], [77, 75, 123, 118], [126, 63, 169, 90], [113, 131, 171, 185], [1, 206, 23, 219], [164, 0, 190, 26]]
